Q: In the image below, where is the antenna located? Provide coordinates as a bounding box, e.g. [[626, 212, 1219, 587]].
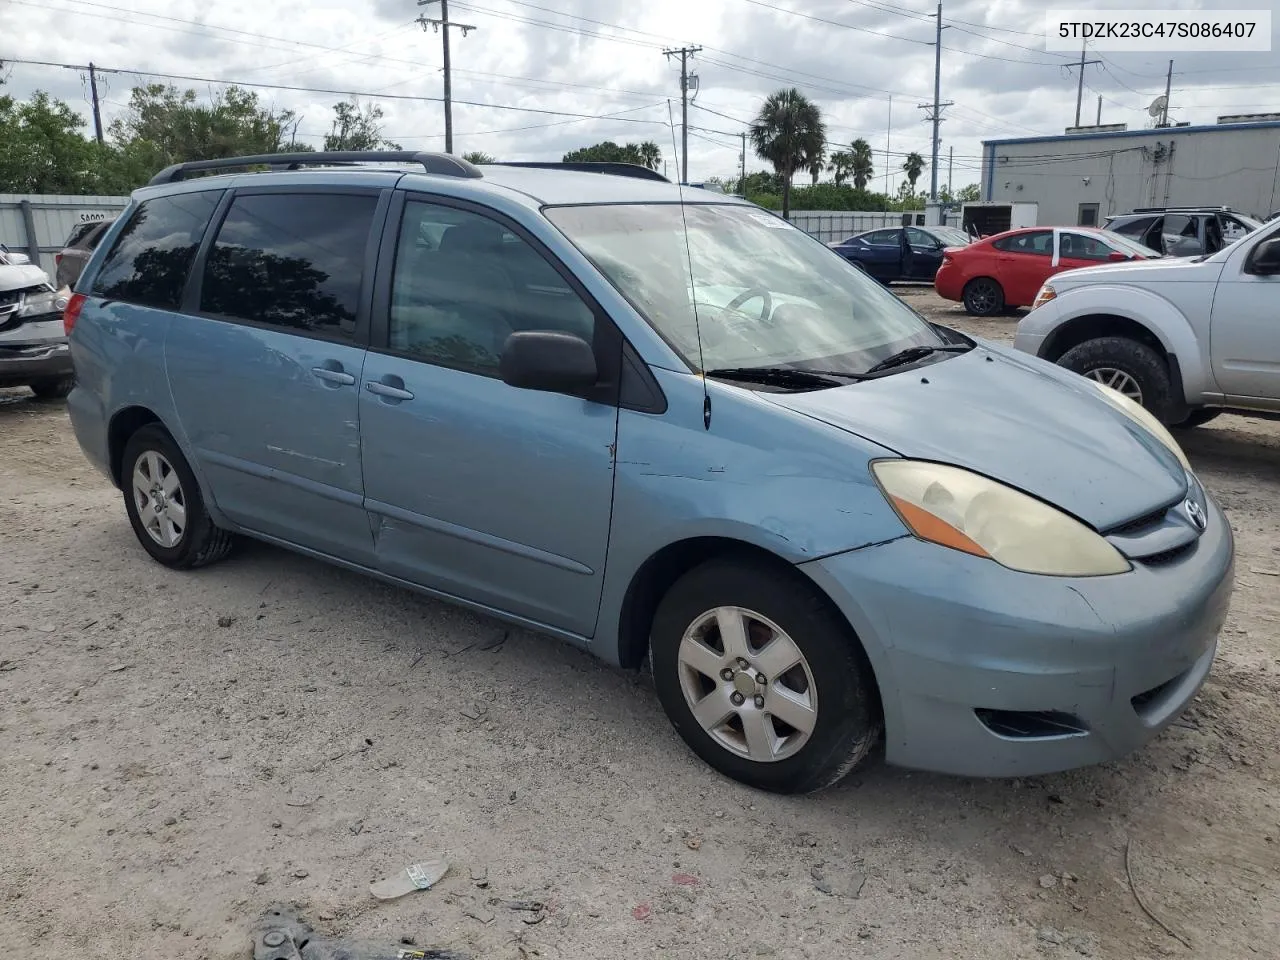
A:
[[667, 100, 711, 430], [1148, 96, 1168, 118]]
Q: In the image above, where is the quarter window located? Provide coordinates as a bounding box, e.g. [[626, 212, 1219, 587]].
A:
[[200, 192, 378, 341], [91, 192, 221, 309], [387, 200, 595, 373]]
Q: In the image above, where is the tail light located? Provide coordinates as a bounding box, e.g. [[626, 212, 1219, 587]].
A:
[[55, 253, 63, 266], [63, 293, 86, 336]]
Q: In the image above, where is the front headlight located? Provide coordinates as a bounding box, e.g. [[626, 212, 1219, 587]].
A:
[[871, 460, 1131, 576], [1086, 379, 1191, 472], [1031, 282, 1057, 311]]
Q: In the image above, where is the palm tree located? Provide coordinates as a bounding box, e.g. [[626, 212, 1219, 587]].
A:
[[850, 138, 874, 191], [902, 152, 926, 194], [827, 150, 852, 186], [807, 144, 826, 185], [636, 141, 662, 171], [462, 151, 495, 164], [749, 88, 826, 219]]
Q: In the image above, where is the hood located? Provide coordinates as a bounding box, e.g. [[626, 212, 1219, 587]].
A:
[[0, 263, 52, 294], [764, 345, 1187, 531], [1053, 254, 1217, 287]]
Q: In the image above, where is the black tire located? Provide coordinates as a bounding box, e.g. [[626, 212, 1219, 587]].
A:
[[1058, 336, 1179, 425], [962, 277, 1005, 316], [29, 376, 74, 400], [1173, 408, 1222, 429], [121, 424, 234, 569], [650, 558, 881, 794]]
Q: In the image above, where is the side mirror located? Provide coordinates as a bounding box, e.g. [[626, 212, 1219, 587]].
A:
[[499, 330, 598, 394], [1107, 251, 1128, 262], [1246, 236, 1280, 276]]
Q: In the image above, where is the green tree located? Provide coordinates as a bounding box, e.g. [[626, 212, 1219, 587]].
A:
[[462, 151, 495, 164], [562, 140, 662, 170], [826, 150, 852, 186], [0, 91, 126, 193], [956, 183, 981, 202], [111, 84, 298, 171], [807, 144, 826, 185], [749, 88, 826, 219], [901, 152, 926, 194], [324, 98, 400, 151]]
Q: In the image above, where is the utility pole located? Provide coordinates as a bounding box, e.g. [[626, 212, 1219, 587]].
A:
[[1096, 94, 1102, 125], [88, 62, 103, 144], [417, 0, 476, 154], [740, 131, 747, 197], [947, 145, 953, 197], [885, 95, 892, 195], [1160, 60, 1174, 127], [664, 46, 701, 183], [918, 3, 953, 202], [1069, 41, 1102, 128]]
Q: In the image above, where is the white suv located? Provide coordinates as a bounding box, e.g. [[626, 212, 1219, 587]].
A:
[[1014, 216, 1280, 427]]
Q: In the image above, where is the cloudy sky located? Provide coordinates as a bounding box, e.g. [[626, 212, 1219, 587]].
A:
[[3, 0, 1277, 192]]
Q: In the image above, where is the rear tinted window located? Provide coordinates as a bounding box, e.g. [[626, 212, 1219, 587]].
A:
[[199, 192, 378, 341], [64, 223, 97, 247], [91, 193, 221, 309]]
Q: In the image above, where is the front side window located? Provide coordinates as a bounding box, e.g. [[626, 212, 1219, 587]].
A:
[[91, 192, 221, 309], [545, 203, 943, 375], [199, 193, 378, 340], [388, 200, 596, 373]]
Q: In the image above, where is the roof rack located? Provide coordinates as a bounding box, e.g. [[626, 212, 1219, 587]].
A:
[[1131, 205, 1232, 214], [147, 151, 483, 186], [490, 161, 670, 183]]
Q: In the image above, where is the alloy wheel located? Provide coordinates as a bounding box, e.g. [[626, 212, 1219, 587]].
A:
[[1085, 366, 1143, 403], [131, 450, 187, 548]]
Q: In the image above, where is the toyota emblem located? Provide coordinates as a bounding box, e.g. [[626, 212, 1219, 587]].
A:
[[1184, 498, 1207, 531]]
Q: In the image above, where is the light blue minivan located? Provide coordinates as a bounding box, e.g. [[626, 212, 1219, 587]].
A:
[[65, 152, 1233, 793]]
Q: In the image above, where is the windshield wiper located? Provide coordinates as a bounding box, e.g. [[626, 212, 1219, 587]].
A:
[[862, 343, 970, 375], [704, 366, 867, 389]]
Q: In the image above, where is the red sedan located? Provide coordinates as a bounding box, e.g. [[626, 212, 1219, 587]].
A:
[[934, 226, 1162, 316]]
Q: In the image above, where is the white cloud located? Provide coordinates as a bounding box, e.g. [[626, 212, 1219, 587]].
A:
[[3, 0, 1277, 190]]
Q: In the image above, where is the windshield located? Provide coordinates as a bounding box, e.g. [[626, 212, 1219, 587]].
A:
[[544, 203, 943, 376], [1097, 230, 1161, 258], [933, 227, 972, 247]]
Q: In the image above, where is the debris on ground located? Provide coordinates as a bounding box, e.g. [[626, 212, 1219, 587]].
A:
[[811, 863, 866, 899], [369, 859, 450, 901], [252, 904, 470, 959]]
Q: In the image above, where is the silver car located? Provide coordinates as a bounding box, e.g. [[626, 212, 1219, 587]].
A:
[[0, 245, 73, 399]]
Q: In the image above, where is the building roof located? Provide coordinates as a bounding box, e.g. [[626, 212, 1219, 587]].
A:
[[983, 119, 1280, 148]]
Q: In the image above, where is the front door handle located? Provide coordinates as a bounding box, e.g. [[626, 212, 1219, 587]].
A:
[[366, 376, 415, 402], [312, 366, 356, 386]]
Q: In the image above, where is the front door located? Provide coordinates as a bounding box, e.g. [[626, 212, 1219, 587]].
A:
[[905, 227, 943, 280], [1210, 230, 1280, 408], [358, 195, 619, 637], [166, 188, 384, 564], [857, 229, 904, 280]]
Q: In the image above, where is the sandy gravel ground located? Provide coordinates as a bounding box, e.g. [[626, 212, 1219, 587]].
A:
[[2, 290, 1278, 960]]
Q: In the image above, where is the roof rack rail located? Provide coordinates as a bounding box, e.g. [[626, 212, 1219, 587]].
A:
[[490, 161, 670, 183], [147, 151, 483, 186], [1131, 205, 1231, 213]]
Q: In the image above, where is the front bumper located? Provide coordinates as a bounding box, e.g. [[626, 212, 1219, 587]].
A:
[[0, 337, 73, 387], [802, 493, 1234, 778]]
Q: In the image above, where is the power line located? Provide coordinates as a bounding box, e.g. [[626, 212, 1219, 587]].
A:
[[1, 57, 672, 124]]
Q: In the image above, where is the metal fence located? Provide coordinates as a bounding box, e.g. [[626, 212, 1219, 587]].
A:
[[0, 194, 130, 272], [789, 209, 963, 243]]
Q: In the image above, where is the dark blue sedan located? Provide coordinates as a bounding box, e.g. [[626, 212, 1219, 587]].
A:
[[828, 225, 971, 283]]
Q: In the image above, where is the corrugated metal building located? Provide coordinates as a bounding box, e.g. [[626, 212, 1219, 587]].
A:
[[981, 118, 1280, 227], [0, 194, 129, 271]]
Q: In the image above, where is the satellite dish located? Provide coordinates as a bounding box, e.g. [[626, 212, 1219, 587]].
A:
[[1148, 96, 1168, 118]]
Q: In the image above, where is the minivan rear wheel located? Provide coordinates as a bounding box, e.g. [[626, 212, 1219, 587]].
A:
[[121, 424, 234, 569], [650, 558, 881, 794]]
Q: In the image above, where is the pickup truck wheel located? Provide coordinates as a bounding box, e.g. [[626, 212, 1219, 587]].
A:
[[1173, 409, 1222, 429], [962, 278, 1004, 316], [1058, 336, 1178, 424]]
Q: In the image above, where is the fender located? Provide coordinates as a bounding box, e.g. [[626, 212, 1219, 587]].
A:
[[1031, 283, 1215, 404]]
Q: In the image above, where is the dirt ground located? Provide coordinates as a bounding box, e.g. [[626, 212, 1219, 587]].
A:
[[2, 290, 1278, 960]]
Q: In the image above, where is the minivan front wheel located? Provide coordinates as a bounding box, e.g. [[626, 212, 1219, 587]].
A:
[[121, 424, 234, 569], [650, 559, 881, 794]]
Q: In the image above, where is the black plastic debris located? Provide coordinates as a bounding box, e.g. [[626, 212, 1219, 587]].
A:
[[252, 905, 470, 960]]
